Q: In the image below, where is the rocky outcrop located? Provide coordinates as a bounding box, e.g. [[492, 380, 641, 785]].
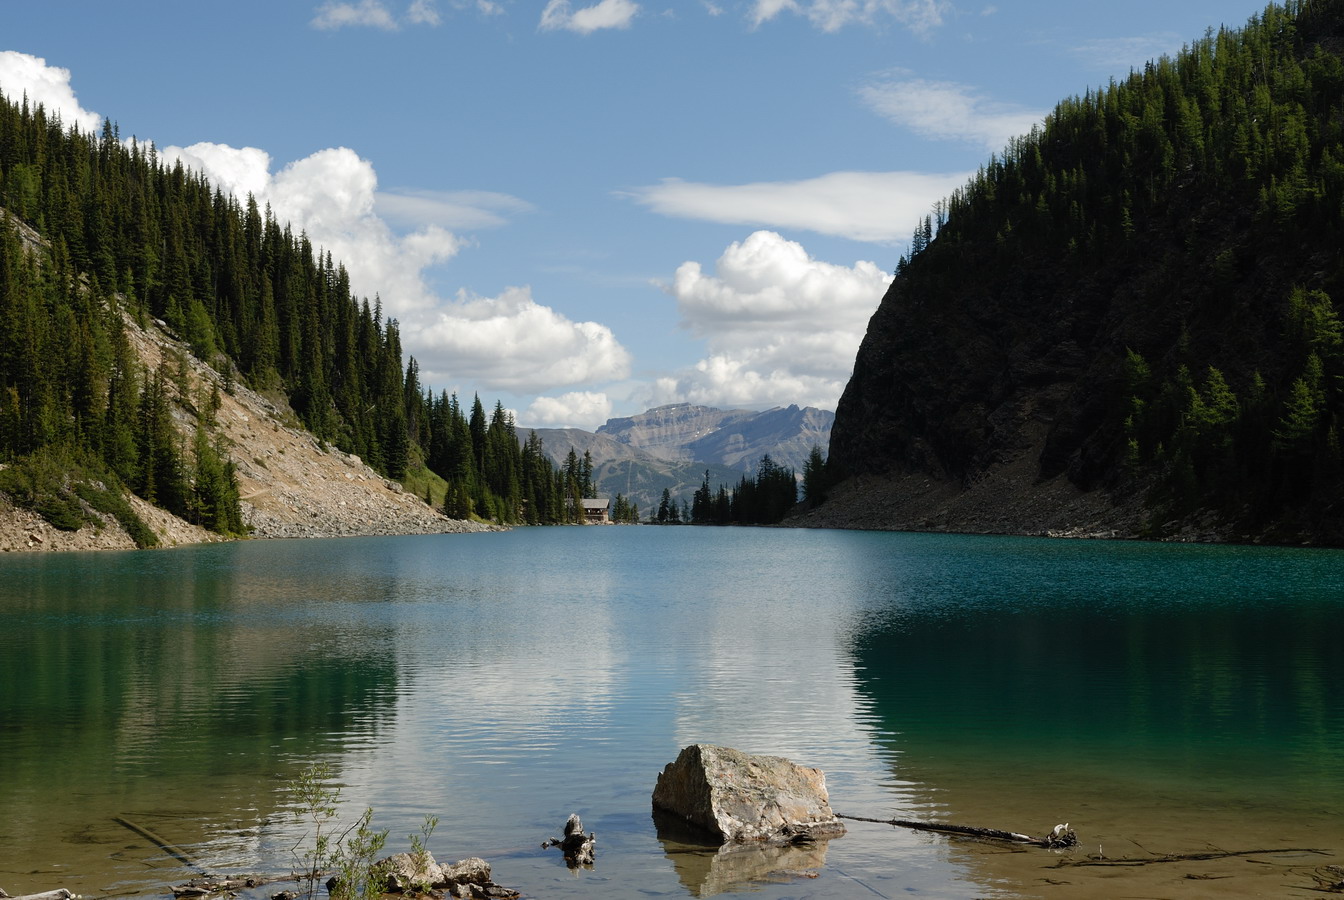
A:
[[379, 853, 515, 899], [651, 744, 846, 845]]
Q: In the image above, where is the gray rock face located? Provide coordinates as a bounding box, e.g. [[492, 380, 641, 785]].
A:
[[652, 745, 846, 845], [596, 403, 834, 473]]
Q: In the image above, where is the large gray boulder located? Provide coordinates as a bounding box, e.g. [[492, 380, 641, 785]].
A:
[[652, 744, 846, 844]]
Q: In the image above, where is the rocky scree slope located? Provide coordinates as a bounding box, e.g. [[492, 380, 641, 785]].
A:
[[0, 312, 492, 552]]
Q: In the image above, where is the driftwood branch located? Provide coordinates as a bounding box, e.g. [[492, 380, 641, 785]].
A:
[[114, 815, 198, 868], [169, 876, 288, 898], [837, 814, 1078, 848], [3, 891, 75, 900], [1055, 847, 1331, 867]]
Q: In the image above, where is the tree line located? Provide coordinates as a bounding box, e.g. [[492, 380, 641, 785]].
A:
[[648, 447, 830, 526]]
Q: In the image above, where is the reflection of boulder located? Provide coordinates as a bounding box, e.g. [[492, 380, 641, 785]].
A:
[[655, 811, 831, 897], [652, 744, 846, 844]]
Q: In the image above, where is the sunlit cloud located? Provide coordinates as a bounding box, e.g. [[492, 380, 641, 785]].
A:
[[414, 286, 633, 393], [749, 0, 948, 34], [649, 230, 888, 410], [525, 391, 615, 429], [0, 51, 101, 132], [539, 0, 640, 33], [859, 77, 1043, 152], [627, 170, 971, 244], [159, 142, 462, 319]]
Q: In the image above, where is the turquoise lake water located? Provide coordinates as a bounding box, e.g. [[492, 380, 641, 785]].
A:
[[1, 527, 1340, 898]]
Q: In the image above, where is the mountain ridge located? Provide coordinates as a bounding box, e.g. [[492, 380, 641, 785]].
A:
[[521, 403, 833, 512]]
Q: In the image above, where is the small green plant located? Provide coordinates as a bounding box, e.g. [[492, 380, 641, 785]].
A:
[[290, 762, 341, 900], [329, 807, 390, 900], [288, 763, 393, 900], [406, 815, 439, 893]]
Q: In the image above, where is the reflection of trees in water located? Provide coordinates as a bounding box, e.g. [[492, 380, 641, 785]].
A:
[[0, 554, 402, 885], [845, 596, 1344, 819]]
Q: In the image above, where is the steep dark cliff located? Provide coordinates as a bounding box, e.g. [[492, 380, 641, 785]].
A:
[[828, 0, 1344, 544]]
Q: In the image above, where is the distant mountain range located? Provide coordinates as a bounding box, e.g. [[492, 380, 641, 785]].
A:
[[520, 403, 833, 513]]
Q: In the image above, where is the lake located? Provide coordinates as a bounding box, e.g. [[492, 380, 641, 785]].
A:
[[1, 527, 1341, 899]]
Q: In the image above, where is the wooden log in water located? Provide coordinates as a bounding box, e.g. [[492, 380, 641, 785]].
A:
[[1056, 847, 1330, 867], [837, 813, 1077, 848], [169, 876, 279, 898], [113, 815, 198, 868], [5, 890, 75, 900]]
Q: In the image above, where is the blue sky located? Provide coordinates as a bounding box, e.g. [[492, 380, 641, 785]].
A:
[[3, 0, 1272, 430]]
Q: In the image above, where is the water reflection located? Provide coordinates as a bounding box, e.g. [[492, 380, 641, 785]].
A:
[[5, 530, 1340, 900], [0, 545, 403, 893], [844, 535, 1344, 897], [658, 839, 831, 897]]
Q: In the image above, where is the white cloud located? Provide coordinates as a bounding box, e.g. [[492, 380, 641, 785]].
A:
[[413, 286, 632, 393], [525, 392, 614, 429], [539, 0, 640, 33], [650, 230, 888, 410], [407, 0, 442, 25], [158, 142, 461, 319], [311, 0, 484, 29], [628, 170, 971, 244], [311, 0, 400, 30], [750, 0, 947, 34], [0, 51, 101, 133], [375, 188, 534, 230], [1070, 33, 1183, 72], [859, 77, 1043, 152]]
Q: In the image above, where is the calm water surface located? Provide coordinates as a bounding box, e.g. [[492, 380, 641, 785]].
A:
[[1, 528, 1341, 899]]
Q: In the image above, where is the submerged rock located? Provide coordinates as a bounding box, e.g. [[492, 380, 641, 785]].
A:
[[651, 744, 846, 845]]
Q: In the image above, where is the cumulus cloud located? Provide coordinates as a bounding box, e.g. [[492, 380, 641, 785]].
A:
[[158, 142, 461, 320], [539, 0, 639, 33], [750, 0, 947, 34], [311, 0, 400, 30], [375, 188, 534, 230], [413, 286, 632, 393], [0, 51, 101, 133], [650, 231, 888, 410], [525, 391, 614, 429], [859, 77, 1043, 152], [627, 170, 971, 244]]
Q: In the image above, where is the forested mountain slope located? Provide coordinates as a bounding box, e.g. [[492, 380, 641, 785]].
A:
[[0, 87, 631, 538], [820, 0, 1344, 544]]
